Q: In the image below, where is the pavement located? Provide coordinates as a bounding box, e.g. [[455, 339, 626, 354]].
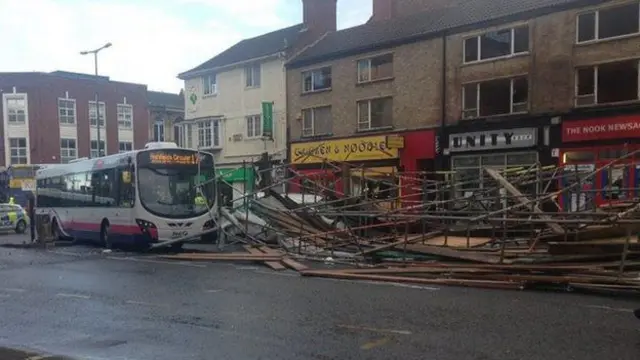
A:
[[1, 232, 640, 360]]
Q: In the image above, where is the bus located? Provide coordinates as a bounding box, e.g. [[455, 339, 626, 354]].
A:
[[35, 143, 216, 249], [5, 164, 40, 207]]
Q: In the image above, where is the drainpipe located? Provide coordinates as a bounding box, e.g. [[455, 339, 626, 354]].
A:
[[439, 33, 448, 172]]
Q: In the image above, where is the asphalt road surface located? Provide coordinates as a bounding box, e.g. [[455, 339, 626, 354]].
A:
[[1, 239, 640, 359]]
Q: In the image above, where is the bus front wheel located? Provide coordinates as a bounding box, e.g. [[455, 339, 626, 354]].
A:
[[100, 221, 113, 249]]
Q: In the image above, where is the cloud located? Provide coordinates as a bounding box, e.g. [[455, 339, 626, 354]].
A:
[[0, 0, 371, 92]]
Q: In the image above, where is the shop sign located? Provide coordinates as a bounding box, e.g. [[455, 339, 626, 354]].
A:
[[449, 128, 537, 152], [562, 115, 640, 142], [385, 135, 405, 149], [216, 167, 253, 183], [290, 135, 398, 164]]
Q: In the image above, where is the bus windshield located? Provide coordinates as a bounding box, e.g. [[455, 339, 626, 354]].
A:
[[136, 150, 215, 219]]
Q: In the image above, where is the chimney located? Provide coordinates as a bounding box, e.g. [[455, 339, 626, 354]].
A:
[[302, 0, 337, 35], [370, 0, 396, 22]]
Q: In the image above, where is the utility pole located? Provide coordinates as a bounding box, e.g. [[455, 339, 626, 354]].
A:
[[80, 42, 112, 158]]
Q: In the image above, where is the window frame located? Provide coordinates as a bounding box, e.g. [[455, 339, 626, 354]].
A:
[[90, 140, 106, 158], [117, 104, 133, 129], [203, 74, 218, 96], [576, 2, 640, 44], [356, 97, 393, 131], [461, 75, 529, 119], [357, 53, 394, 83], [60, 138, 77, 163], [301, 67, 332, 93], [118, 141, 133, 153], [245, 114, 262, 138], [88, 101, 106, 127], [5, 95, 27, 124], [153, 121, 164, 141], [463, 24, 530, 64], [58, 98, 76, 125], [197, 118, 222, 149], [9, 137, 28, 165], [245, 64, 261, 88], [574, 59, 640, 107]]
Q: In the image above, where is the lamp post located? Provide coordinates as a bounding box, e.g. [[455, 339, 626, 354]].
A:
[[80, 42, 112, 158]]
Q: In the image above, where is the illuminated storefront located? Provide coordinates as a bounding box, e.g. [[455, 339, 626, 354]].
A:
[[288, 130, 435, 207], [560, 114, 640, 210]]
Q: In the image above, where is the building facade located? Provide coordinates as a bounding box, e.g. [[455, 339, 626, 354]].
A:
[[0, 71, 149, 166], [286, 0, 640, 208], [177, 0, 337, 201], [148, 90, 184, 145]]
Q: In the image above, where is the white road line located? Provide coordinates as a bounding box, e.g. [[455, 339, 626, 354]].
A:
[[205, 289, 222, 293], [364, 280, 440, 291], [25, 355, 53, 360], [47, 250, 84, 257], [56, 293, 90, 299], [0, 287, 26, 292], [336, 324, 413, 335], [126, 300, 166, 307], [253, 270, 298, 277], [235, 266, 260, 270], [107, 256, 207, 268], [582, 304, 634, 313]]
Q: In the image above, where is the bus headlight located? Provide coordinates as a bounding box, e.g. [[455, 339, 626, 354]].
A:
[[135, 218, 157, 231]]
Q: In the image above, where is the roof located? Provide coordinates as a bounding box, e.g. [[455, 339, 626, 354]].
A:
[[148, 90, 183, 110], [179, 23, 305, 78], [287, 0, 605, 68]]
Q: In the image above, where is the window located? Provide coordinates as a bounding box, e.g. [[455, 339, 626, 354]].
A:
[[246, 114, 261, 138], [183, 123, 193, 148], [464, 25, 529, 63], [174, 125, 184, 147], [6, 96, 26, 124], [203, 74, 217, 95], [245, 64, 261, 88], [301, 106, 332, 137], [9, 138, 27, 164], [58, 99, 76, 125], [88, 101, 106, 127], [357, 54, 393, 83], [60, 138, 77, 163], [357, 97, 393, 131], [153, 120, 164, 141], [118, 141, 133, 153], [576, 60, 639, 106], [198, 119, 221, 148], [462, 76, 528, 118], [302, 67, 332, 93], [117, 104, 133, 129], [90, 140, 106, 158], [577, 3, 640, 43]]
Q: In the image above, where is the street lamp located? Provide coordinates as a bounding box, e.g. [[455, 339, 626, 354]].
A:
[[80, 42, 112, 158]]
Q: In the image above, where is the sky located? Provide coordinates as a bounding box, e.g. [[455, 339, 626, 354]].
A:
[[0, 0, 372, 93]]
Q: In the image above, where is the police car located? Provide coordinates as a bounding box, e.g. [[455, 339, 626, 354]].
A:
[[0, 203, 30, 234]]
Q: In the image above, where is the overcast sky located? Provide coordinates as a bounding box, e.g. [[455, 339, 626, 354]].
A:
[[0, 0, 371, 93]]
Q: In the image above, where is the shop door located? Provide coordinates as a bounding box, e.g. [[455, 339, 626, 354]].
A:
[[597, 148, 637, 206]]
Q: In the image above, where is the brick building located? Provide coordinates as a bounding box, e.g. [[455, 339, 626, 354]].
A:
[[0, 71, 149, 166], [285, 0, 640, 208]]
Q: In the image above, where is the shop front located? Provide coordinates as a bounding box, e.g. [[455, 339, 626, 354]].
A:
[[560, 114, 640, 210], [446, 127, 542, 199], [288, 130, 435, 206], [216, 167, 255, 207]]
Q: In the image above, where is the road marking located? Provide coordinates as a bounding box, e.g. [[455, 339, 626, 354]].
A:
[[107, 256, 207, 268], [0, 287, 25, 292], [582, 304, 634, 313], [364, 280, 440, 291], [47, 250, 84, 257], [337, 324, 412, 335], [25, 355, 53, 360], [56, 293, 90, 299], [361, 337, 391, 350], [253, 270, 298, 277], [205, 289, 222, 293], [235, 266, 260, 270], [0, 294, 10, 298], [126, 300, 166, 307]]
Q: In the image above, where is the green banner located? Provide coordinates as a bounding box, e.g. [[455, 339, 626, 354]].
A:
[[261, 101, 273, 139], [216, 167, 254, 184]]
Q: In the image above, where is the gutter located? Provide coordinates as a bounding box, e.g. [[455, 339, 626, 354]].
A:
[[178, 52, 283, 80]]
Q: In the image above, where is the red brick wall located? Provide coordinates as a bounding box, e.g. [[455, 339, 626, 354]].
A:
[[0, 72, 149, 166]]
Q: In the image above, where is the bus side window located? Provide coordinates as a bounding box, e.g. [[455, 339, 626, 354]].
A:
[[117, 167, 134, 208]]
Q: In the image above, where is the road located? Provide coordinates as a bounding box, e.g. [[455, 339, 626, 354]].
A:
[[1, 234, 639, 360]]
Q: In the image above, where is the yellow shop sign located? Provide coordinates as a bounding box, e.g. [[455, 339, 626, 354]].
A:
[[290, 136, 399, 164]]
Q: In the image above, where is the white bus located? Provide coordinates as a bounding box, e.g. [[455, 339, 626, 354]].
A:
[[35, 143, 216, 249]]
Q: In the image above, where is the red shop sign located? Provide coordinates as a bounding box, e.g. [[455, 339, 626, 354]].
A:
[[562, 114, 640, 142]]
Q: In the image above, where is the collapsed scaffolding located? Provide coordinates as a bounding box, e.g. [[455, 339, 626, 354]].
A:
[[163, 149, 640, 295]]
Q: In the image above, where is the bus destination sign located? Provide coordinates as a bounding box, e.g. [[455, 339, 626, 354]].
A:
[[149, 153, 199, 165]]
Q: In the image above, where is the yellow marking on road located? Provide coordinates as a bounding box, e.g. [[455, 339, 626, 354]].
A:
[[337, 324, 412, 335], [360, 337, 390, 350]]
